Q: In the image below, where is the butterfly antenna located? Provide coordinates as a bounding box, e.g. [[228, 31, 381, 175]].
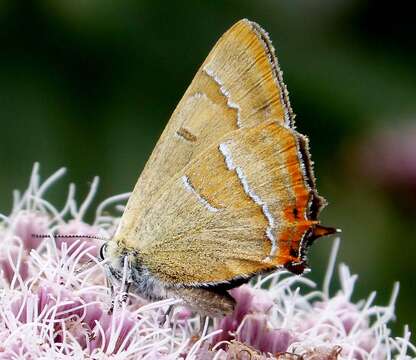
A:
[[32, 234, 108, 241]]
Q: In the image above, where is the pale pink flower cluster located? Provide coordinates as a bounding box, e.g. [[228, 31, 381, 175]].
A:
[[0, 165, 414, 359]]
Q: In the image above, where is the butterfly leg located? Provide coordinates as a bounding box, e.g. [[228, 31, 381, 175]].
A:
[[198, 315, 209, 334], [159, 304, 174, 326], [108, 278, 131, 314], [108, 282, 115, 315], [121, 281, 131, 303], [166, 304, 174, 317]]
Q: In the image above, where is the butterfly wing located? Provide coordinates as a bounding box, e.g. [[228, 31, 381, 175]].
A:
[[120, 121, 325, 286], [117, 19, 294, 238]]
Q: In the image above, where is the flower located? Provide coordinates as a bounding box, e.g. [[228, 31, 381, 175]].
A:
[[0, 164, 414, 359]]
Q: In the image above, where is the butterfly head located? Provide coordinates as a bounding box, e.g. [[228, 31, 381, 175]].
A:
[[99, 239, 128, 282]]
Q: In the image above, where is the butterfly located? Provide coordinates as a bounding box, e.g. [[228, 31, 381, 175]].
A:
[[103, 19, 337, 317]]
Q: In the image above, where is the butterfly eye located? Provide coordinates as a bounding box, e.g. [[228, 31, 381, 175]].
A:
[[99, 243, 107, 261]]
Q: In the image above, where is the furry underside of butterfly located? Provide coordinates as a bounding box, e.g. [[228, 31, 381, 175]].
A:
[[104, 19, 338, 317]]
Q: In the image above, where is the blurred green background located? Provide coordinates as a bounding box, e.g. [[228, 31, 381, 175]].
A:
[[1, 0, 415, 337]]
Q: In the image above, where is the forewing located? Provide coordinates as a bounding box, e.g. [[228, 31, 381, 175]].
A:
[[123, 121, 317, 286], [117, 19, 294, 239]]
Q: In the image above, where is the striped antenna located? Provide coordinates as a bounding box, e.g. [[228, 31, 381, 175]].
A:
[[32, 234, 108, 241]]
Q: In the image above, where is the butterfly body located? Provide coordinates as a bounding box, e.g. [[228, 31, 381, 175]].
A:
[[106, 242, 236, 316], [104, 19, 337, 316]]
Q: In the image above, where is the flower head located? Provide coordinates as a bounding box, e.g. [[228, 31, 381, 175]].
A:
[[0, 165, 414, 359]]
